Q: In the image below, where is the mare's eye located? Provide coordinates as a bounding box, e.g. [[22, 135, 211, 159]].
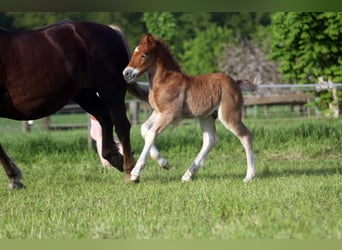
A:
[[141, 53, 148, 59]]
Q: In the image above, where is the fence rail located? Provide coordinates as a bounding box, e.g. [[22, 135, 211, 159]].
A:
[[22, 82, 342, 132]]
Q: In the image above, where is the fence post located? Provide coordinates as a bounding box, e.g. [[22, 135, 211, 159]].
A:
[[41, 117, 51, 130], [128, 100, 140, 125], [332, 87, 340, 118], [87, 114, 94, 150], [22, 121, 30, 132]]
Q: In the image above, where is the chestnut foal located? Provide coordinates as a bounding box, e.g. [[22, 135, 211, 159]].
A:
[[123, 34, 258, 183]]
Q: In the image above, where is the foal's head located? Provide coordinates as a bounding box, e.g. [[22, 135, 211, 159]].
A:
[[123, 34, 180, 83], [123, 34, 157, 83]]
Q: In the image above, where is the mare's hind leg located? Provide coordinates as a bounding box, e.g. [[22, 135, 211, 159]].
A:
[[181, 116, 218, 182], [111, 101, 136, 180], [0, 144, 25, 189], [73, 89, 124, 172], [141, 111, 169, 170], [218, 109, 256, 182]]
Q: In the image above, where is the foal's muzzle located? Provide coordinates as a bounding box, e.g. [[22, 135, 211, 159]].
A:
[[123, 67, 138, 83]]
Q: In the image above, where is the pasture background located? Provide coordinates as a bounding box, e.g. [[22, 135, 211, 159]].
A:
[[0, 114, 341, 239]]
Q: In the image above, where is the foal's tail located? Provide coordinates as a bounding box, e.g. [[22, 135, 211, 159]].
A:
[[236, 76, 261, 92]]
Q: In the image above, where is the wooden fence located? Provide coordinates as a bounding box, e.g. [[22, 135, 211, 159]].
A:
[[22, 82, 342, 132]]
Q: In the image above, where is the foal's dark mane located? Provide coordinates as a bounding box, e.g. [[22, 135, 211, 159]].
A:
[[154, 38, 182, 73]]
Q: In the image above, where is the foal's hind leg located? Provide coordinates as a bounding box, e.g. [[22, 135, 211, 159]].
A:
[[218, 110, 256, 182], [141, 111, 169, 170], [0, 144, 25, 189], [182, 117, 218, 182]]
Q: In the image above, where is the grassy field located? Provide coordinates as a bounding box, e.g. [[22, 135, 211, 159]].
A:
[[0, 115, 341, 239]]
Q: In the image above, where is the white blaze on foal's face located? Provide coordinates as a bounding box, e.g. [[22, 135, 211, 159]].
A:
[[134, 46, 139, 52]]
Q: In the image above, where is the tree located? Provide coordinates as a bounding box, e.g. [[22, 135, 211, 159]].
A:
[[211, 12, 271, 40], [0, 12, 13, 28], [142, 12, 177, 51], [270, 12, 342, 83], [218, 24, 282, 83], [219, 40, 282, 83], [180, 24, 233, 75]]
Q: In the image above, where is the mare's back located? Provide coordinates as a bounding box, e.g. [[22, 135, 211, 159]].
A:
[[0, 21, 130, 120]]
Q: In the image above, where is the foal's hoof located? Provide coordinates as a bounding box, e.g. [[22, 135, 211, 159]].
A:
[[243, 174, 256, 183], [130, 174, 140, 183], [9, 180, 25, 190], [181, 170, 193, 182], [159, 159, 170, 170]]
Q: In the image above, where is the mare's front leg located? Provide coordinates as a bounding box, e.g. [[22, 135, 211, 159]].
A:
[[0, 144, 25, 189], [141, 111, 169, 170], [111, 103, 136, 181], [130, 113, 172, 183]]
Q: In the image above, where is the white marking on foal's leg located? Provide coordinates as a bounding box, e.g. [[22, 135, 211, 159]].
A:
[[181, 117, 218, 182], [150, 148, 169, 170], [240, 135, 256, 182], [218, 108, 256, 182], [243, 147, 256, 182], [130, 132, 156, 181], [141, 112, 169, 170], [132, 112, 172, 182]]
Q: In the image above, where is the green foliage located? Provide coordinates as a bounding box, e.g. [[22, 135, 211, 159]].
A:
[[142, 12, 177, 51], [270, 12, 342, 83], [212, 12, 271, 40], [0, 12, 272, 78], [180, 24, 233, 75]]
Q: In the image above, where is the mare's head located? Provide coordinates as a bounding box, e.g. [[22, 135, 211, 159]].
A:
[[123, 34, 158, 83]]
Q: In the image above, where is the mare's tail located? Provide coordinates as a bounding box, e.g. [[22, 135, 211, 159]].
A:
[[236, 76, 261, 92], [126, 82, 149, 102], [108, 24, 149, 102]]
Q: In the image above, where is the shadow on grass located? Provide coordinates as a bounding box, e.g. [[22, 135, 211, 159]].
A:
[[258, 165, 342, 179], [78, 163, 342, 186], [173, 165, 342, 183]]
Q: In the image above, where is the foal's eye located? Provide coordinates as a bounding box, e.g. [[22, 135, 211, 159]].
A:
[[141, 53, 148, 59]]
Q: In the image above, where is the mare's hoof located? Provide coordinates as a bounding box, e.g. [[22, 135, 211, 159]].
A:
[[9, 180, 25, 190], [110, 154, 124, 172], [124, 174, 131, 182]]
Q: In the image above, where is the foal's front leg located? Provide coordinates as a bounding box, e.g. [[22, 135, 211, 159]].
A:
[[130, 113, 172, 182], [141, 111, 169, 170]]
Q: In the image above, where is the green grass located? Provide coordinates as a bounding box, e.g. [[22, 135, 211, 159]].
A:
[[0, 116, 341, 239]]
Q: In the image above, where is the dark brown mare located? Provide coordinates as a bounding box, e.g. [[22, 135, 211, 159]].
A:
[[0, 21, 148, 189], [123, 34, 259, 183]]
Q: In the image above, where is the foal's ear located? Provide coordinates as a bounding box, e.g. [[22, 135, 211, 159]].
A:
[[145, 33, 156, 47]]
